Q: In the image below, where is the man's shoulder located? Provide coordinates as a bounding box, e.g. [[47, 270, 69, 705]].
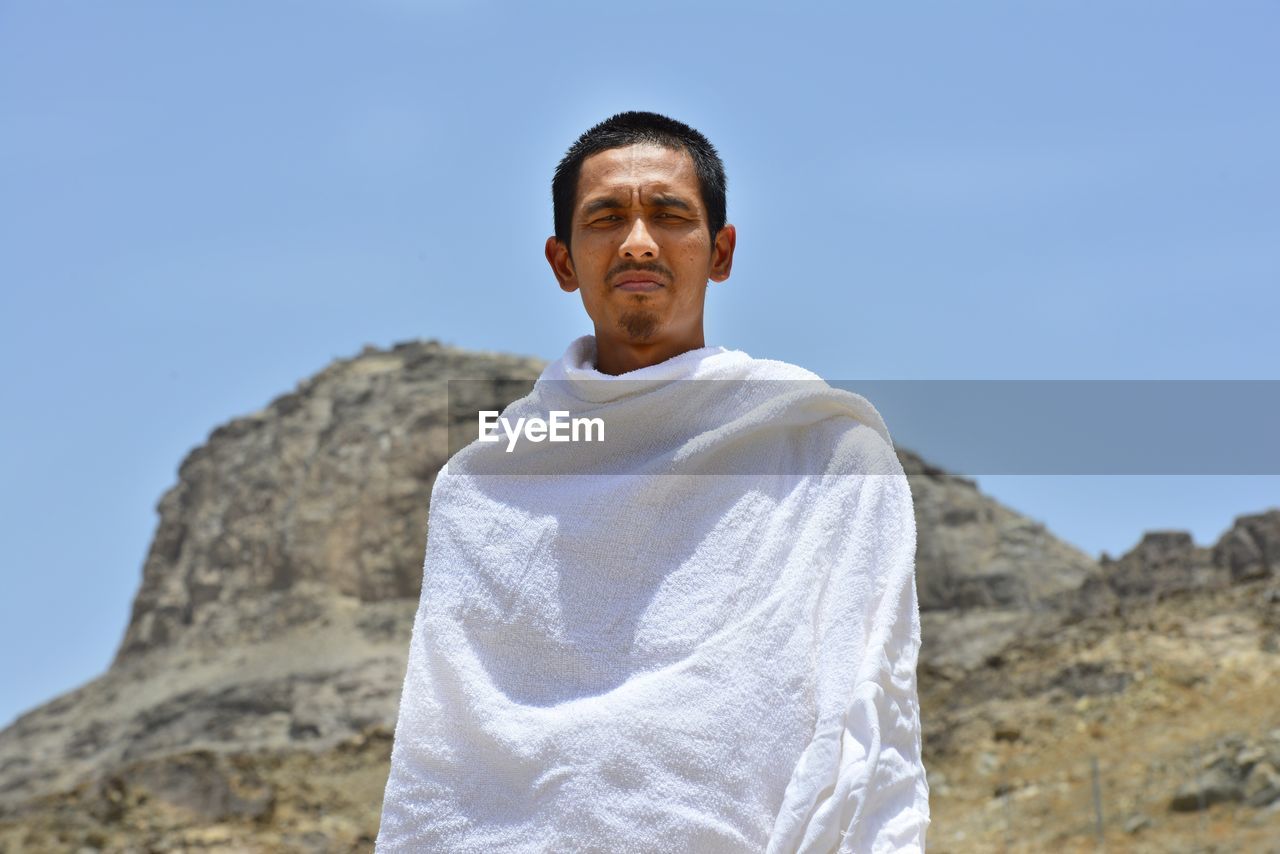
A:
[[729, 351, 825, 383], [826, 416, 904, 478]]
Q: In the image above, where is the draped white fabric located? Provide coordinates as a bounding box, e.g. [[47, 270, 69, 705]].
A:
[[377, 335, 930, 852]]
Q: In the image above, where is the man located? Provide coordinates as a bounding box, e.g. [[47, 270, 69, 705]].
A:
[[377, 111, 930, 852]]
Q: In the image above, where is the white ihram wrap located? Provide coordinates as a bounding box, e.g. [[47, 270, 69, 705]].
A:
[[377, 335, 930, 852]]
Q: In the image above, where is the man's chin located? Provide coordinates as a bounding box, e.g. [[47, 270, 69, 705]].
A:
[[617, 309, 661, 342]]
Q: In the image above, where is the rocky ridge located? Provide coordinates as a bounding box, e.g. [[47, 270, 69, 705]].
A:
[[0, 339, 1276, 852]]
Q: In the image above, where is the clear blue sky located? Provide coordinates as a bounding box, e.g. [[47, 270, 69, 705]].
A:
[[2, 2, 1277, 726]]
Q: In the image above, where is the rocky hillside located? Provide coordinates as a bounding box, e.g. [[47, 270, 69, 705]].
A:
[[1, 340, 1276, 853], [0, 339, 544, 850]]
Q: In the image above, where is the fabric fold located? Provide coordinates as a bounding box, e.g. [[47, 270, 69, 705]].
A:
[[766, 466, 929, 853]]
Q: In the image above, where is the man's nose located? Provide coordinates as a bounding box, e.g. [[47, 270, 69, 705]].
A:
[[619, 217, 659, 259]]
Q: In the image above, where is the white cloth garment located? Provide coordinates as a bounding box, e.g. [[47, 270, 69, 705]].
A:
[[377, 335, 930, 853]]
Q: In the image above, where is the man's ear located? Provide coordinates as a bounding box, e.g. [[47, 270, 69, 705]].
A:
[[545, 236, 578, 293], [709, 224, 736, 283]]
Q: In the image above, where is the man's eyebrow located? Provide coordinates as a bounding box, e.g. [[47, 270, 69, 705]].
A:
[[581, 197, 625, 216], [648, 193, 694, 211]]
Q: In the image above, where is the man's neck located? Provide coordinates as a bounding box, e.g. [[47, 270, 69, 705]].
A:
[[593, 332, 706, 376]]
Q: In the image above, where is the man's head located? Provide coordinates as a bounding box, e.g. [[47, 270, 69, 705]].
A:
[[545, 111, 736, 376], [551, 111, 728, 252]]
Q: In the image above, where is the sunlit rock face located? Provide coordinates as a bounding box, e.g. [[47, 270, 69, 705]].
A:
[[0, 339, 542, 813]]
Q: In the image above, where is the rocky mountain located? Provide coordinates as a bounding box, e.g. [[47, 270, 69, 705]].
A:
[[0, 340, 1276, 853]]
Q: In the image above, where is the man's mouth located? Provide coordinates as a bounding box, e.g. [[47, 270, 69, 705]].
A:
[[614, 274, 664, 292]]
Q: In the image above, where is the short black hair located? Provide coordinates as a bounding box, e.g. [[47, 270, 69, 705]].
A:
[[551, 111, 727, 252]]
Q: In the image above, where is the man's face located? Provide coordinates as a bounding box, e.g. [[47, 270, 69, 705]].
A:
[[545, 143, 735, 370]]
